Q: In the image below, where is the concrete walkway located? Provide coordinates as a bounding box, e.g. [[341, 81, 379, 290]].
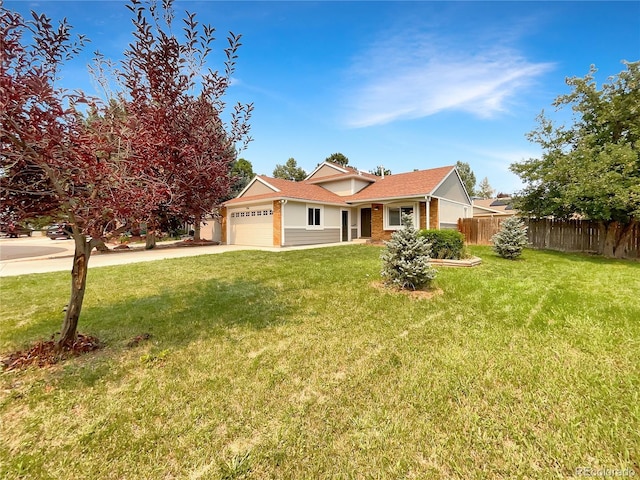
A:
[[0, 238, 360, 277]]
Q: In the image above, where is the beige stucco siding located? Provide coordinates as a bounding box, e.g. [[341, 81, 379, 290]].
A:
[[283, 201, 306, 227], [433, 173, 470, 204], [352, 178, 371, 194], [310, 164, 343, 179], [281, 201, 343, 246], [242, 181, 276, 196], [473, 206, 487, 216], [283, 201, 342, 228], [350, 207, 358, 227], [439, 199, 470, 229], [199, 215, 222, 242], [317, 179, 353, 196], [323, 206, 341, 228]]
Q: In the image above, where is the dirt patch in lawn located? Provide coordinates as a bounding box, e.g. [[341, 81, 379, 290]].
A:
[[371, 281, 443, 300], [1, 334, 103, 371]]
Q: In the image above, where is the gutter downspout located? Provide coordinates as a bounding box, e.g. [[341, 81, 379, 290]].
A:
[[280, 199, 288, 247], [425, 196, 431, 230]]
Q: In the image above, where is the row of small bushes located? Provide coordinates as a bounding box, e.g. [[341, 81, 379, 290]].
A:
[[419, 219, 528, 260], [418, 229, 467, 260], [381, 217, 526, 292]]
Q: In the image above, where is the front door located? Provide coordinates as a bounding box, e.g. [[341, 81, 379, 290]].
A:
[[361, 208, 372, 237], [341, 211, 349, 242]]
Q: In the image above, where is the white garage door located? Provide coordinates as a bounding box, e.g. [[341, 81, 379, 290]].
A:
[[229, 207, 274, 246]]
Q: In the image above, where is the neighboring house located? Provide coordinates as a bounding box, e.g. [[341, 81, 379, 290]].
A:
[[219, 162, 472, 247], [472, 198, 517, 218]]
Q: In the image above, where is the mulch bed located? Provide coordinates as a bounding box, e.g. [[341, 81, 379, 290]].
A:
[[1, 334, 103, 371], [175, 240, 219, 247], [97, 238, 219, 254]]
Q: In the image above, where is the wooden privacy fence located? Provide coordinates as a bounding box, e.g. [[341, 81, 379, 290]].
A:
[[458, 217, 640, 258], [457, 217, 505, 246], [527, 219, 601, 253]]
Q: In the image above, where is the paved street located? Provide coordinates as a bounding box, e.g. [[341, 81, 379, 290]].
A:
[[0, 236, 73, 261]]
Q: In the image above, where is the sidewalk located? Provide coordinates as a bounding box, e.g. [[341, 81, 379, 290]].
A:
[[0, 241, 357, 277]]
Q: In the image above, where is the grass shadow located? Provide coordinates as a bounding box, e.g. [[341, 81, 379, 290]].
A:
[[77, 276, 292, 349], [526, 247, 640, 266], [1, 276, 292, 368]]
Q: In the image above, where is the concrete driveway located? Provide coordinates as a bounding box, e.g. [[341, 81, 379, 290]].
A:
[[0, 236, 358, 277]]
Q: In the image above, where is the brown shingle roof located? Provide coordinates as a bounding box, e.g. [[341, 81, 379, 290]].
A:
[[225, 175, 348, 206], [224, 165, 456, 206], [338, 164, 380, 181], [473, 198, 516, 215], [347, 165, 455, 201]]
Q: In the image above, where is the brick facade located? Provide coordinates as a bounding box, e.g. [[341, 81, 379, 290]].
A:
[[273, 200, 282, 247], [371, 203, 393, 242], [370, 200, 440, 242], [429, 197, 439, 229]]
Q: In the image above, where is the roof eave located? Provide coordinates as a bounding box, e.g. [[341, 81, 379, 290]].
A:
[[346, 194, 432, 205], [306, 173, 377, 185], [225, 195, 348, 207], [473, 204, 506, 214], [223, 197, 283, 207]]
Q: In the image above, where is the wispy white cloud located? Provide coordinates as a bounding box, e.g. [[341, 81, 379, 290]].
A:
[[343, 31, 554, 128]]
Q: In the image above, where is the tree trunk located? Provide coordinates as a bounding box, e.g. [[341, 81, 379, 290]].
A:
[[601, 220, 636, 258], [93, 239, 110, 252], [145, 231, 156, 250], [57, 234, 93, 349], [193, 215, 202, 241]]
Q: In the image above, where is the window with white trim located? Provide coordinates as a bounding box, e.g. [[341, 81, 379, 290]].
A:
[[307, 205, 323, 228], [385, 205, 415, 229]]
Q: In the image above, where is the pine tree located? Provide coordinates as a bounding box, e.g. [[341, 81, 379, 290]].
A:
[[491, 217, 528, 259], [381, 214, 437, 290]]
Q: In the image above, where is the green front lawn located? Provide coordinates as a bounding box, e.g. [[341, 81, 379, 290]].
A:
[[1, 246, 639, 479]]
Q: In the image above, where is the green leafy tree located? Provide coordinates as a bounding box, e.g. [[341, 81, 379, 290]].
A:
[[370, 166, 392, 176], [476, 177, 495, 199], [455, 161, 476, 197], [325, 152, 349, 167], [491, 217, 528, 259], [380, 214, 437, 290], [229, 158, 254, 197], [510, 61, 640, 258], [273, 157, 307, 181]]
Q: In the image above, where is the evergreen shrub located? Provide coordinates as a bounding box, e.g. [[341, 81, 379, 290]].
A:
[[381, 214, 437, 290], [491, 217, 528, 259]]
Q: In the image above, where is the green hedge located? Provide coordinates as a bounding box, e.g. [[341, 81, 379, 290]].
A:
[[418, 229, 466, 259]]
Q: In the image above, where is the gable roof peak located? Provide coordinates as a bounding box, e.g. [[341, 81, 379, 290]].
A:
[[347, 164, 458, 202], [234, 174, 280, 198], [305, 161, 348, 180]]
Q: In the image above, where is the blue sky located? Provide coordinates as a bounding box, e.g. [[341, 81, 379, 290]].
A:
[[7, 1, 640, 194]]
